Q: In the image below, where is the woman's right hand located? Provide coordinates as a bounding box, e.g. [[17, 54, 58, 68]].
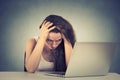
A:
[[39, 21, 55, 40]]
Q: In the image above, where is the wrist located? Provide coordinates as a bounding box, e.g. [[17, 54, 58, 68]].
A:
[[38, 36, 46, 43], [39, 34, 47, 40]]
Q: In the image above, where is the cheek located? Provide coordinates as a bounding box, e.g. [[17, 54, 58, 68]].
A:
[[45, 42, 49, 47], [56, 42, 62, 47], [44, 42, 52, 49]]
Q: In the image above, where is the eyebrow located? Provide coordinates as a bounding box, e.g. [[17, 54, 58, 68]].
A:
[[47, 38, 62, 41]]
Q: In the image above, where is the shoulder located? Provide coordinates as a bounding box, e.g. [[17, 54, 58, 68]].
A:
[[26, 38, 37, 47], [27, 37, 36, 43]]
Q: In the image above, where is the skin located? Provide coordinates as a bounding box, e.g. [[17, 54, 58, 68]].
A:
[[25, 21, 72, 73], [45, 32, 62, 50]]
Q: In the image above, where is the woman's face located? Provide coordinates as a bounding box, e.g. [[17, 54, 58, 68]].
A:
[[45, 32, 62, 50]]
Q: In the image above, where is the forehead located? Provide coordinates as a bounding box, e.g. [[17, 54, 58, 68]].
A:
[[47, 32, 62, 40]]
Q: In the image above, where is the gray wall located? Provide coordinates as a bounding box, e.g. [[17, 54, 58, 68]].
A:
[[0, 0, 120, 73]]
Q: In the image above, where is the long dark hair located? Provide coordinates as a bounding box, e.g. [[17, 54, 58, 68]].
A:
[[40, 15, 76, 72]]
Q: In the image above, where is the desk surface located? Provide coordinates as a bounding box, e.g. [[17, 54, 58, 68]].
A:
[[0, 72, 120, 80]]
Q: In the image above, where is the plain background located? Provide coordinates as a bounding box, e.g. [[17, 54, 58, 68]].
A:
[[0, 0, 120, 73]]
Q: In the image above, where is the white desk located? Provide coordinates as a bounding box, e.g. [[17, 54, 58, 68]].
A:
[[0, 72, 120, 80]]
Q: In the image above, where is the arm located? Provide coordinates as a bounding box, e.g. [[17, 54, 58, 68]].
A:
[[25, 21, 55, 73], [62, 35, 73, 66]]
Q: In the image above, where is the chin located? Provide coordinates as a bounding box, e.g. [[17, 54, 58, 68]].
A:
[[50, 48, 55, 50], [49, 47, 54, 50], [50, 48, 57, 50]]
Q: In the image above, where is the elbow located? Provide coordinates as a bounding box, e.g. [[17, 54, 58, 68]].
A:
[[66, 62, 68, 67], [27, 69, 35, 73], [25, 64, 36, 73], [66, 60, 70, 67]]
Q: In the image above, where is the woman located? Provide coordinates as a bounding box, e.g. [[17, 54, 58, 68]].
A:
[[25, 15, 76, 73]]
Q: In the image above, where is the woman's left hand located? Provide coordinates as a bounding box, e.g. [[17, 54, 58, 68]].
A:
[[62, 34, 69, 43]]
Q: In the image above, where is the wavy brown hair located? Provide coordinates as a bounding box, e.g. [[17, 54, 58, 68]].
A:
[[40, 15, 76, 72]]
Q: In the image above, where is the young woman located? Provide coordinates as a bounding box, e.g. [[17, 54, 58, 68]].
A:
[[24, 15, 76, 73]]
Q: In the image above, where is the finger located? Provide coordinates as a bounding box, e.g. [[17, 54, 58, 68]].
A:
[[42, 21, 53, 28], [45, 22, 53, 28], [43, 20, 47, 24], [62, 33, 66, 40], [41, 20, 47, 26], [40, 20, 47, 29], [48, 26, 55, 31]]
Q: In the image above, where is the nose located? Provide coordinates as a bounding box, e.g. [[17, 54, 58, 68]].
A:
[[51, 42, 58, 49]]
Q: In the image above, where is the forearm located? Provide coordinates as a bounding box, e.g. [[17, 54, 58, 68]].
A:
[[25, 21, 54, 73], [25, 38, 46, 73], [64, 40, 73, 66]]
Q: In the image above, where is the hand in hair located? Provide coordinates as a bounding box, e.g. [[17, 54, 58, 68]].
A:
[[39, 20, 55, 40]]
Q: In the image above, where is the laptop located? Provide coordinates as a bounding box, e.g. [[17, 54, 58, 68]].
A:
[[46, 42, 117, 78]]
